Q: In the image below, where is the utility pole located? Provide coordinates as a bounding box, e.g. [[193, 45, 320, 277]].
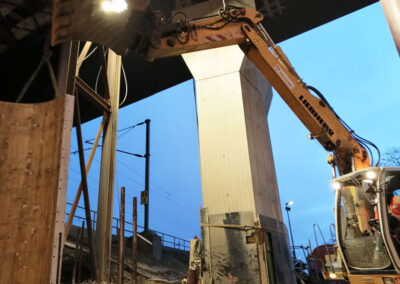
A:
[[285, 201, 296, 260], [144, 119, 151, 231], [132, 197, 138, 284]]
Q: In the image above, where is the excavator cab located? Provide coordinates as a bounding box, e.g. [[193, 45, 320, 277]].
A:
[[333, 168, 400, 282]]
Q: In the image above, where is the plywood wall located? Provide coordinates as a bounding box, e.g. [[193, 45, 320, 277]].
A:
[[0, 95, 73, 284]]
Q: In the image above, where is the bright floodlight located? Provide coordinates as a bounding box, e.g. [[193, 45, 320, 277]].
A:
[[102, 0, 127, 13], [329, 273, 337, 279], [366, 170, 377, 180], [286, 201, 294, 206], [332, 181, 341, 191]]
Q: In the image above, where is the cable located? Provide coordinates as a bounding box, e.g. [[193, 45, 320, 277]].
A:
[[117, 159, 146, 179], [83, 46, 98, 61], [113, 159, 197, 216], [307, 85, 381, 166], [94, 49, 107, 94], [15, 57, 45, 102], [73, 120, 198, 216], [152, 209, 196, 230], [117, 128, 135, 140], [69, 168, 100, 185], [92, 157, 144, 187], [116, 153, 195, 204], [94, 65, 102, 94], [68, 175, 84, 184], [172, 6, 247, 44], [119, 61, 128, 106], [84, 122, 145, 143]]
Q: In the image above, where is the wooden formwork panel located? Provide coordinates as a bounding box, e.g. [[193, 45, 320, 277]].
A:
[[0, 95, 73, 284]]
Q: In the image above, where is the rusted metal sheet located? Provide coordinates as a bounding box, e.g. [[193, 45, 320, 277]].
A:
[[0, 95, 73, 284]]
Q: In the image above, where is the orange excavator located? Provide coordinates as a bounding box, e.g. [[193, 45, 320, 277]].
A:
[[52, 2, 400, 283]]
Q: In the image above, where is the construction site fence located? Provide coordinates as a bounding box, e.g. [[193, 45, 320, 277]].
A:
[[65, 202, 190, 252]]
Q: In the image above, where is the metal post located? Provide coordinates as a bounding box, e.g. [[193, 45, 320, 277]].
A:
[[144, 119, 151, 231], [64, 118, 106, 244], [74, 91, 98, 279], [285, 206, 296, 259], [118, 187, 125, 284], [132, 197, 138, 284]]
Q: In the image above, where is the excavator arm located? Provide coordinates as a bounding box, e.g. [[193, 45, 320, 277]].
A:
[[146, 7, 371, 175], [51, 4, 371, 175]]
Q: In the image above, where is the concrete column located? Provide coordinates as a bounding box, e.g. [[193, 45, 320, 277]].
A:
[[183, 45, 281, 220], [380, 0, 400, 55], [183, 45, 294, 283]]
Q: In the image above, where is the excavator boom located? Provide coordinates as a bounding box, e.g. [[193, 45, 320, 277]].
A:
[[51, 4, 390, 282], [51, 2, 371, 174], [146, 7, 370, 174]]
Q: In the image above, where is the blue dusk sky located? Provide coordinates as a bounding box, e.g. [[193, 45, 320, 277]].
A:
[[67, 2, 399, 255]]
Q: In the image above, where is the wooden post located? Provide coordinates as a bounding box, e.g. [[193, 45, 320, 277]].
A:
[[76, 42, 93, 74], [132, 197, 138, 284], [118, 187, 125, 284], [72, 221, 85, 284], [96, 49, 122, 282], [72, 229, 79, 284], [77, 222, 85, 284], [144, 119, 150, 231]]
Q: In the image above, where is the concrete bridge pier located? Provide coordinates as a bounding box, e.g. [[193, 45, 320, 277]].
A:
[[183, 45, 296, 284]]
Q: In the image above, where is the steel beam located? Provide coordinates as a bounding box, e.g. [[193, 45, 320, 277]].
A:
[[75, 76, 111, 114]]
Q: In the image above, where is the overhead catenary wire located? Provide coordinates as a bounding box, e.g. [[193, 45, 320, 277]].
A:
[[69, 167, 100, 185], [117, 158, 196, 203], [117, 128, 135, 140], [70, 120, 198, 217], [122, 190, 197, 232], [114, 158, 197, 217], [90, 157, 143, 187], [84, 121, 145, 143], [89, 157, 198, 218]]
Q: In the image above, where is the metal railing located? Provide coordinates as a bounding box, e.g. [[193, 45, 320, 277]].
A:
[[65, 202, 190, 251]]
